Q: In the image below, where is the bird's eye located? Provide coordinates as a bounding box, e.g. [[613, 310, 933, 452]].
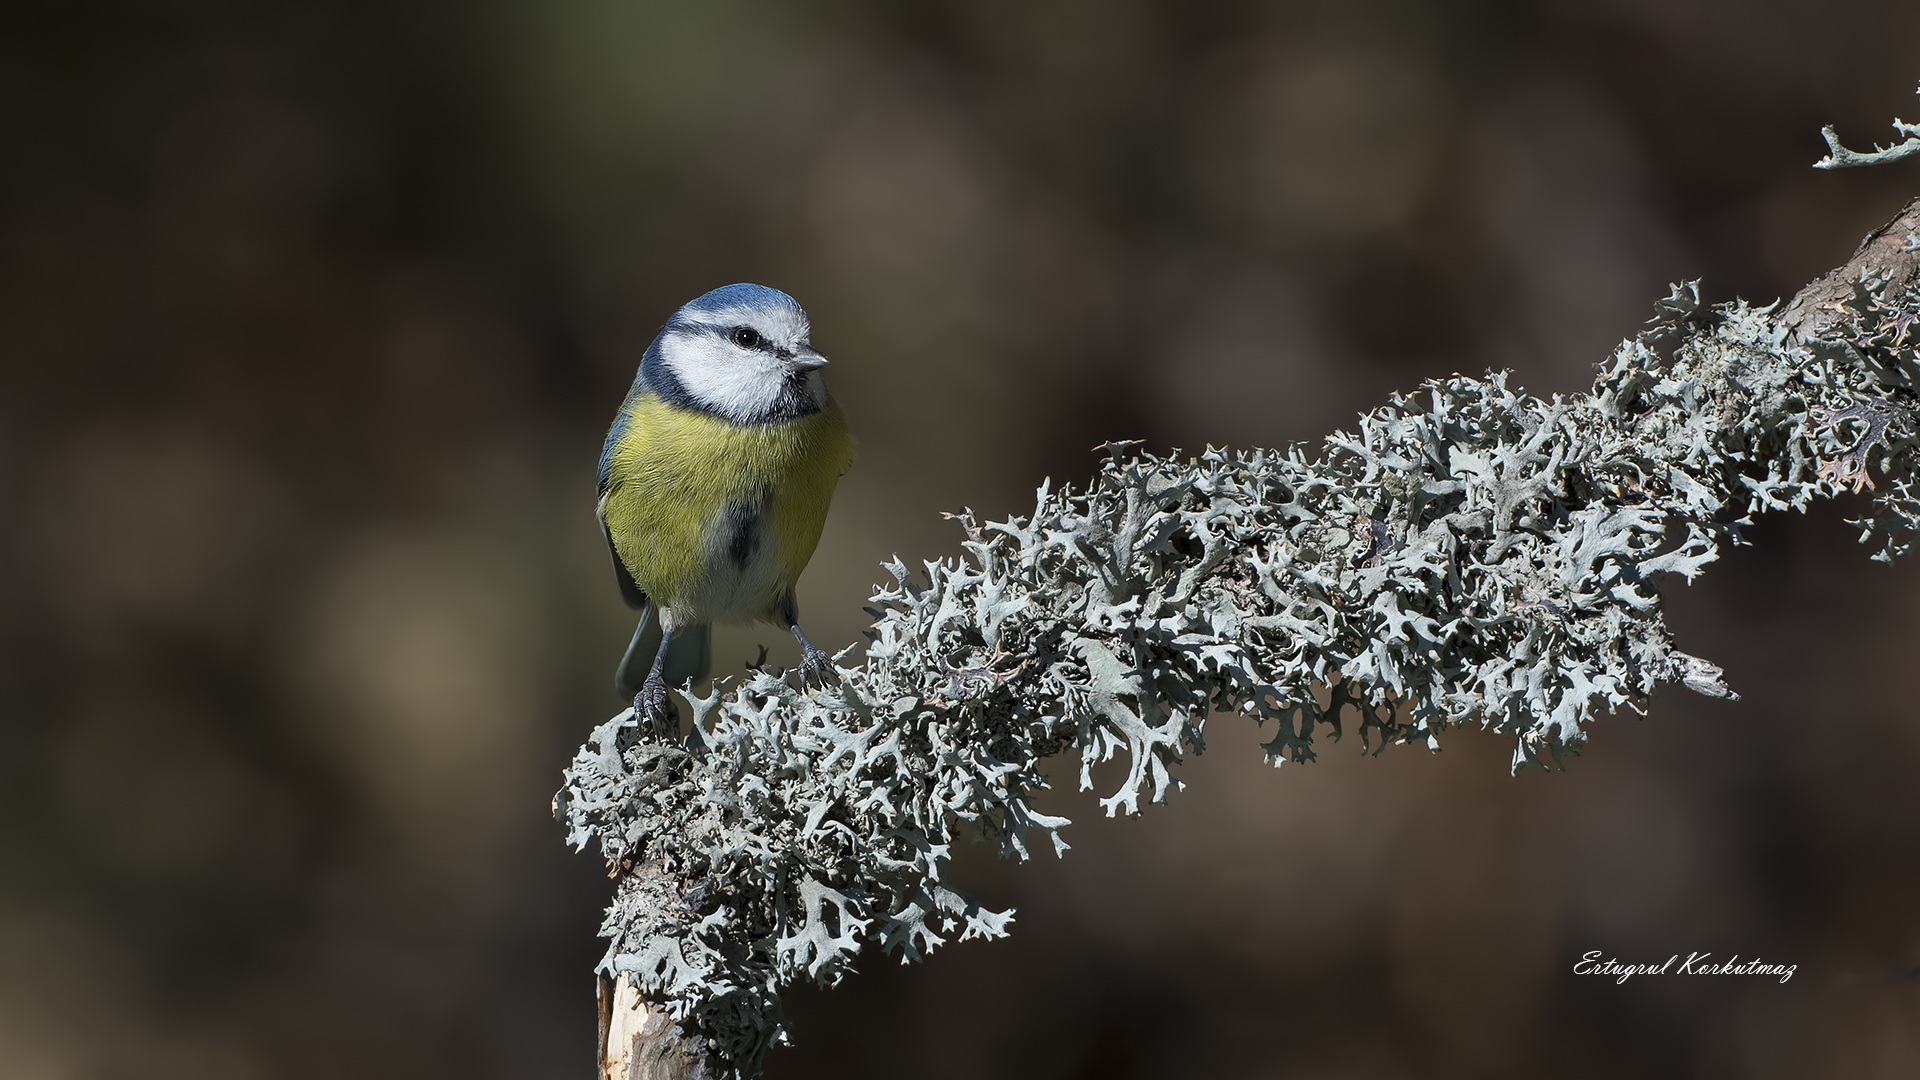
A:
[[730, 327, 762, 349]]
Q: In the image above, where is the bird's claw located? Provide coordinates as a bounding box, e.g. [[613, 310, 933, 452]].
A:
[[796, 646, 841, 691], [635, 674, 678, 740]]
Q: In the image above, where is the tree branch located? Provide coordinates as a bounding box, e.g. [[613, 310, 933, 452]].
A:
[[1779, 196, 1920, 343], [559, 125, 1920, 1080]]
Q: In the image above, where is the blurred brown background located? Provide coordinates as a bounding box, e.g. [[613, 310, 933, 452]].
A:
[[4, 1, 1919, 1077]]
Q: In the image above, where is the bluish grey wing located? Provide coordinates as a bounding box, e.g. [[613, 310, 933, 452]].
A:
[[599, 380, 648, 498], [599, 383, 649, 609], [601, 519, 647, 610]]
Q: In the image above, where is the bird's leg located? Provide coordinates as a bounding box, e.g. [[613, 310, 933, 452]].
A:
[[788, 622, 840, 690], [634, 626, 679, 739], [778, 595, 838, 690]]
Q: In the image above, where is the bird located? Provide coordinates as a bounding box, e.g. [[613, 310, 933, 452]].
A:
[[597, 283, 853, 735]]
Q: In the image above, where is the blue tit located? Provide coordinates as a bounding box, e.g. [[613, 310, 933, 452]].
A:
[[597, 283, 854, 733]]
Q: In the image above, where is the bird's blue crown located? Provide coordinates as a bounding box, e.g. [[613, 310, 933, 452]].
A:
[[677, 283, 802, 319]]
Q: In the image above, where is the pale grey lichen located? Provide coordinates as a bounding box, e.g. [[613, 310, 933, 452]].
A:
[[1816, 83, 1920, 169], [553, 276, 1920, 1074]]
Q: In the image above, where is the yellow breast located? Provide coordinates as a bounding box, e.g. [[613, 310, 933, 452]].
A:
[[598, 392, 852, 621]]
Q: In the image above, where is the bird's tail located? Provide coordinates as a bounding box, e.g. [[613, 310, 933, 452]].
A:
[[614, 601, 713, 701]]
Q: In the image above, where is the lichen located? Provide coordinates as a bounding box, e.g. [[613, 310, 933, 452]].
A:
[[1816, 82, 1920, 169], [553, 275, 1920, 1074]]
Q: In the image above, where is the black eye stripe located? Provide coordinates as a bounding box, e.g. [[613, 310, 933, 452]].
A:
[[729, 326, 764, 349]]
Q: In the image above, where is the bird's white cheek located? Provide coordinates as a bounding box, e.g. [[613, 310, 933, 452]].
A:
[[664, 339, 786, 420]]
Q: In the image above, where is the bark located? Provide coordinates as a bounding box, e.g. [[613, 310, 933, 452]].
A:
[[598, 972, 723, 1080], [1778, 195, 1920, 343]]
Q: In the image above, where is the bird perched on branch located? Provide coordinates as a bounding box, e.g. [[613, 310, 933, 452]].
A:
[[597, 283, 853, 734]]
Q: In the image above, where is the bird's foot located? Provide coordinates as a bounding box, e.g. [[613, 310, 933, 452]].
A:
[[634, 674, 678, 740], [796, 645, 841, 691]]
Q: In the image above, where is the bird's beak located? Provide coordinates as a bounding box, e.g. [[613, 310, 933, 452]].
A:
[[786, 349, 829, 372]]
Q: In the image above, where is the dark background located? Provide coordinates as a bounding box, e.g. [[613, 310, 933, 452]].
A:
[[4, 1, 1919, 1077]]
